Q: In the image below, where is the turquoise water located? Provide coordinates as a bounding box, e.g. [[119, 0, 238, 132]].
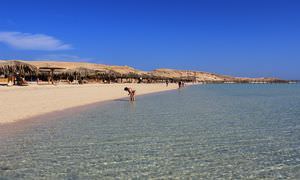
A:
[[1, 84, 300, 179]]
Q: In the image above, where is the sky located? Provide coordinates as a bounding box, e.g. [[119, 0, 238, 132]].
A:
[[0, 0, 299, 79]]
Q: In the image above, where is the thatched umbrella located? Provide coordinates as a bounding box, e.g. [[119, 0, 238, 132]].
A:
[[39, 66, 66, 84], [94, 69, 109, 82], [98, 69, 120, 83], [62, 67, 97, 83], [65, 67, 97, 77], [0, 60, 37, 76]]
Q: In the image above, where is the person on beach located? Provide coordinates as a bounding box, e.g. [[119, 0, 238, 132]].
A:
[[166, 80, 169, 87], [178, 81, 182, 88], [124, 87, 136, 101]]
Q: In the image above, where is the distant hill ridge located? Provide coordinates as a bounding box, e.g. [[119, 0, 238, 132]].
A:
[[0, 60, 288, 83]]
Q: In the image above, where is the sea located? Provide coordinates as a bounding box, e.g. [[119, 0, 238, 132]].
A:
[[1, 84, 300, 179]]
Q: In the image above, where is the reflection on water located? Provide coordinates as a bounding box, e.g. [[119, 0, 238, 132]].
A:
[[1, 84, 300, 179]]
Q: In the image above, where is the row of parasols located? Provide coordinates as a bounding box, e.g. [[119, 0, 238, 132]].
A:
[[0, 60, 185, 84]]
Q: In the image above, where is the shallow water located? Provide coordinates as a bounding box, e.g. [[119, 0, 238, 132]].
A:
[[1, 84, 300, 179]]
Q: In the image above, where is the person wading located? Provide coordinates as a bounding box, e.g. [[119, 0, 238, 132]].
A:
[[124, 87, 136, 101]]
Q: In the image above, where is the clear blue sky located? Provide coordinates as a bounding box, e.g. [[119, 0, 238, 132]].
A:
[[0, 0, 299, 79]]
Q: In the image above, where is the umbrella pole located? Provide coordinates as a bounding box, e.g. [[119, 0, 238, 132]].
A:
[[51, 69, 54, 84], [48, 72, 51, 84]]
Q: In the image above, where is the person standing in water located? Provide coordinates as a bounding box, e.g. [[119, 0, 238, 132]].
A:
[[178, 81, 182, 88], [124, 87, 136, 101]]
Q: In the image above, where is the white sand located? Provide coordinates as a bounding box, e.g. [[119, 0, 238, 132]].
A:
[[0, 83, 178, 124]]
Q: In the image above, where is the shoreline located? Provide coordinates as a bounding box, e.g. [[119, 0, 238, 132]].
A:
[[0, 83, 180, 124], [2, 83, 292, 125]]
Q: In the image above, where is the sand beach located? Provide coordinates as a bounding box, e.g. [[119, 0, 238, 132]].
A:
[[0, 83, 178, 124]]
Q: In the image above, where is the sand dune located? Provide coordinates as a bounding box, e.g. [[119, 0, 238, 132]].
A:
[[1, 60, 286, 82]]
